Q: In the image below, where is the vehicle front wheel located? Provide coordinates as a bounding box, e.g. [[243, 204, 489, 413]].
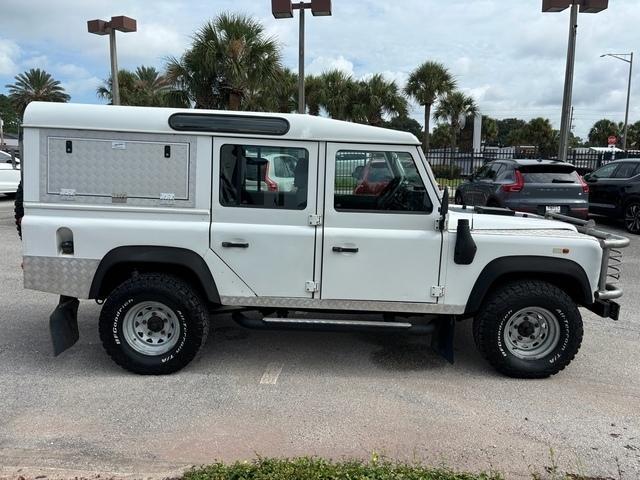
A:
[[99, 273, 209, 374], [473, 280, 583, 378], [623, 201, 640, 234]]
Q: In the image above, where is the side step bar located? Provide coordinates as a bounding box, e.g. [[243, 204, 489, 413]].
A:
[[232, 312, 436, 335]]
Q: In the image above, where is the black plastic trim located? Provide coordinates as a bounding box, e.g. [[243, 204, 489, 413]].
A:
[[169, 113, 290, 136], [89, 246, 220, 303], [464, 256, 592, 315]]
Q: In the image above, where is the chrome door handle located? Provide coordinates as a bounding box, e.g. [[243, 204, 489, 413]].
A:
[[222, 241, 249, 248], [332, 246, 358, 253]]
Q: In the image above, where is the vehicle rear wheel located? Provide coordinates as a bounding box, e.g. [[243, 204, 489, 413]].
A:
[[473, 280, 583, 378], [99, 273, 209, 374], [14, 181, 23, 239], [623, 201, 640, 234], [454, 192, 464, 205], [486, 198, 500, 207]]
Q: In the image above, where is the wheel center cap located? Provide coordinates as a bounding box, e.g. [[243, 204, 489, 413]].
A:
[[518, 321, 535, 337], [147, 315, 164, 333]]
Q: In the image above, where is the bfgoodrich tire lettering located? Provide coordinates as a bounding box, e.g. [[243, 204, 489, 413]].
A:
[[473, 280, 583, 378], [99, 274, 209, 374]]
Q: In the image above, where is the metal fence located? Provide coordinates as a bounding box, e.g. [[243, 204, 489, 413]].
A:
[[427, 148, 640, 190]]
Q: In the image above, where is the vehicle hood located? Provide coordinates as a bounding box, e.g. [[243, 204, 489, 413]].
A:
[[447, 207, 578, 233]]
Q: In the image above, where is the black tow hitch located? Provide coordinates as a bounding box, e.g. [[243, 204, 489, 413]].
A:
[[586, 299, 620, 321], [49, 296, 80, 356]]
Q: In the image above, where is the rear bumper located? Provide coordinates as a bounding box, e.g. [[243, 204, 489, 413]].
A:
[[507, 203, 589, 219]]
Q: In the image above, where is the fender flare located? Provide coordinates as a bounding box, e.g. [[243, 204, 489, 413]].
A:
[[463, 256, 593, 315], [89, 246, 220, 303]]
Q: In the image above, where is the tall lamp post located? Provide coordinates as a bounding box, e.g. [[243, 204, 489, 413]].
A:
[[542, 0, 608, 161], [271, 0, 332, 114], [601, 52, 634, 150], [87, 16, 137, 106]]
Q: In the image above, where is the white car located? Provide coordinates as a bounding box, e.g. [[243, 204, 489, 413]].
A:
[[17, 102, 629, 378], [0, 150, 20, 195]]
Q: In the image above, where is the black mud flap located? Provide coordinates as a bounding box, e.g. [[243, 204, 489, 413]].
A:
[[431, 316, 455, 364], [49, 296, 80, 356]]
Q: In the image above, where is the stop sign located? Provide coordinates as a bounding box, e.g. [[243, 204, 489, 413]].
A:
[[608, 135, 617, 146]]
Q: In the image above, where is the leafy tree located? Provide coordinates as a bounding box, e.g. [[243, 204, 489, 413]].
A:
[[351, 74, 407, 126], [97, 66, 183, 107], [384, 115, 423, 140], [271, 68, 297, 113], [588, 119, 620, 147], [404, 61, 455, 152], [166, 47, 224, 109], [429, 123, 452, 149], [0, 94, 20, 134], [627, 120, 640, 150], [496, 118, 527, 147], [434, 91, 478, 151], [482, 116, 499, 145], [5, 68, 70, 116], [520, 117, 557, 158]]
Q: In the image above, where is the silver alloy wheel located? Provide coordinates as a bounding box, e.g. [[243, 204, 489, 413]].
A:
[[122, 301, 180, 356], [503, 307, 560, 360], [624, 203, 640, 233]]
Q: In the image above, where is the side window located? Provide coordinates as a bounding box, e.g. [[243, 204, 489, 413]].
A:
[[474, 164, 490, 179], [219, 144, 309, 209], [488, 164, 504, 180], [592, 163, 618, 179], [333, 150, 432, 213], [497, 165, 514, 181], [612, 162, 639, 179]]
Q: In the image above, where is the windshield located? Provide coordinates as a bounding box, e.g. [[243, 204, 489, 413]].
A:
[[519, 165, 580, 184]]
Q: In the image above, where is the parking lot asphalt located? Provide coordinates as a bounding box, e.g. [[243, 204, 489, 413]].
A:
[[0, 195, 639, 479]]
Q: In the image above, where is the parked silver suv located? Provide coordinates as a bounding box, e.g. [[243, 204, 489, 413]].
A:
[[455, 159, 589, 218]]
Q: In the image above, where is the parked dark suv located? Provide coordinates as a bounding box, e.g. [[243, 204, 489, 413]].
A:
[[454, 159, 589, 219], [584, 159, 640, 234]]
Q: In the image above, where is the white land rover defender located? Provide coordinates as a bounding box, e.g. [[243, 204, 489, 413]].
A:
[[17, 102, 629, 377]]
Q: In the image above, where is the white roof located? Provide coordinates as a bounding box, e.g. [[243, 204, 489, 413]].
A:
[[23, 102, 420, 146]]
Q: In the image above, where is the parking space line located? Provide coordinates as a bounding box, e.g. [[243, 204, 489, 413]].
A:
[[260, 362, 283, 385]]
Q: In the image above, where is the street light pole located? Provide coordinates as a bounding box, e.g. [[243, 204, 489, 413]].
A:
[[542, 0, 608, 161], [601, 52, 634, 150], [272, 0, 332, 114], [109, 29, 120, 106], [298, 6, 305, 114], [558, 2, 579, 162], [88, 16, 137, 106]]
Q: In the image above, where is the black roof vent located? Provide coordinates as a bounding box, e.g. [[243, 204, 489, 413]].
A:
[[169, 113, 290, 136]]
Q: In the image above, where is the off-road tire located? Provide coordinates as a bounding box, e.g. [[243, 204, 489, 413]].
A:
[[14, 181, 23, 238], [99, 273, 209, 375], [473, 280, 583, 378]]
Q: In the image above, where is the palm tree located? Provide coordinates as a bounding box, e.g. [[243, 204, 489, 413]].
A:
[[190, 13, 282, 111], [353, 74, 407, 126], [434, 91, 478, 151], [98, 67, 185, 107], [166, 48, 223, 109], [404, 61, 455, 152], [6, 68, 70, 116], [319, 69, 357, 120], [588, 119, 621, 147], [305, 74, 324, 116], [271, 68, 298, 113]]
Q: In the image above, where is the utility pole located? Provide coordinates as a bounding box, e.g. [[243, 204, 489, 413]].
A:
[[557, 2, 578, 162]]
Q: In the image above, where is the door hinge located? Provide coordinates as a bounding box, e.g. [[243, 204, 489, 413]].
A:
[[308, 214, 322, 226], [430, 286, 445, 298], [305, 281, 319, 293]]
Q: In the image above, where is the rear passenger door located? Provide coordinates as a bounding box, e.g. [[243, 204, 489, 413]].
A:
[[210, 138, 319, 298], [321, 144, 441, 303]]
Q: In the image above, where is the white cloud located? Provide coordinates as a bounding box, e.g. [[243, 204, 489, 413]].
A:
[[307, 55, 355, 76], [0, 39, 20, 76]]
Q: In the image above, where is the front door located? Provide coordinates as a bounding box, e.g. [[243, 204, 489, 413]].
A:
[[210, 137, 319, 297], [320, 144, 442, 303]]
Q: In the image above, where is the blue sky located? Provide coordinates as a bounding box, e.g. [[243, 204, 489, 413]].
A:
[[0, 0, 638, 139]]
